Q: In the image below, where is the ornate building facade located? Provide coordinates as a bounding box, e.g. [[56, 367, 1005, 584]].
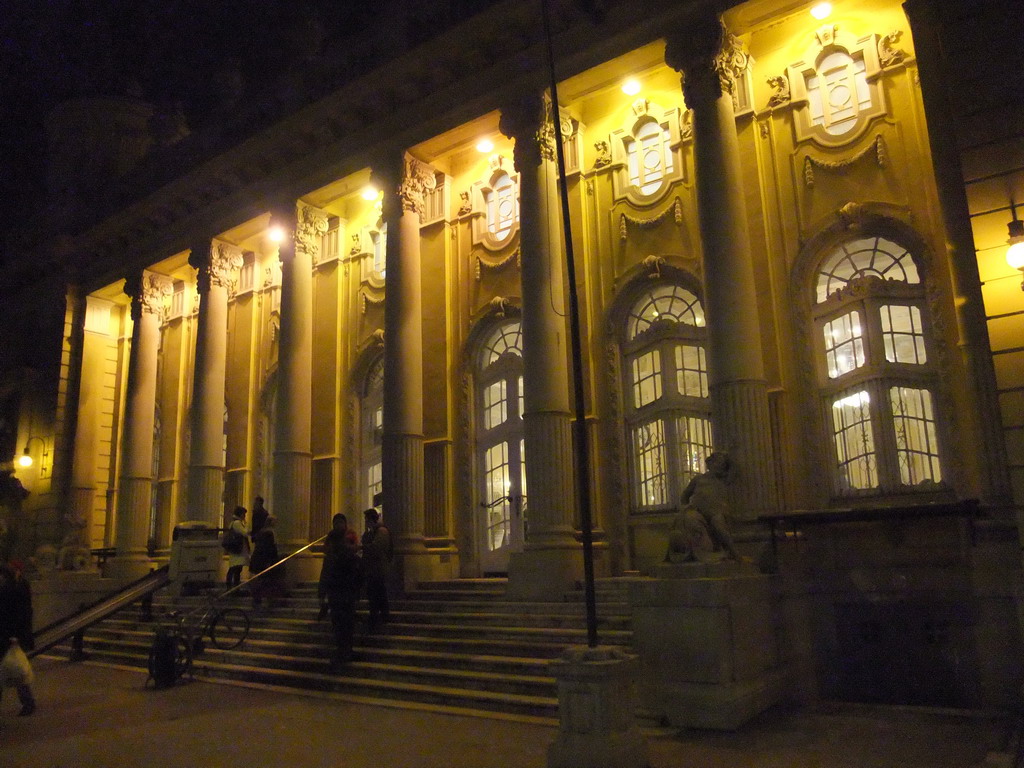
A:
[[2, 0, 1022, 708]]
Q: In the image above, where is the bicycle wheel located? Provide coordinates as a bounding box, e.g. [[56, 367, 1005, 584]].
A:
[[209, 607, 250, 650], [173, 636, 193, 679]]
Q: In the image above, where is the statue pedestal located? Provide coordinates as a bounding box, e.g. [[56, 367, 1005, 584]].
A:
[[547, 646, 649, 768], [629, 565, 788, 730]]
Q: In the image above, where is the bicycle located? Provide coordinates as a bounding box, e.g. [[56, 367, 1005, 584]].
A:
[[147, 601, 250, 685]]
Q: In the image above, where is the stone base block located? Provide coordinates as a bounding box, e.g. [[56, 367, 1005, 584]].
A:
[[547, 646, 649, 768], [396, 550, 461, 591], [629, 573, 787, 731], [105, 557, 155, 583]]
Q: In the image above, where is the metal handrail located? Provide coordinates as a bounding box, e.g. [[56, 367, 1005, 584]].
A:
[[182, 533, 328, 620]]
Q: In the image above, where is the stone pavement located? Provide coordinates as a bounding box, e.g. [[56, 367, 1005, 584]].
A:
[[0, 656, 1011, 768]]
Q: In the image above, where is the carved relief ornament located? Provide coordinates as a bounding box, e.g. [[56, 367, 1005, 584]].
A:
[[665, 18, 749, 107], [295, 203, 329, 262], [125, 271, 172, 318], [499, 93, 555, 171], [397, 156, 437, 216]]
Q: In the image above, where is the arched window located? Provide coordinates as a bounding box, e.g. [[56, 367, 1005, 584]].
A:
[[475, 319, 525, 573], [360, 356, 384, 511], [625, 119, 675, 197], [806, 49, 872, 137], [812, 234, 942, 495], [484, 171, 517, 243], [371, 221, 387, 278], [621, 282, 713, 511]]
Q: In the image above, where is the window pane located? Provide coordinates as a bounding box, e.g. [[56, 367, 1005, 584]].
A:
[[517, 375, 524, 420], [366, 462, 382, 510], [632, 350, 662, 408], [483, 380, 507, 430], [890, 386, 942, 485], [823, 310, 865, 378], [632, 420, 668, 506], [816, 236, 919, 303], [881, 305, 927, 365], [483, 442, 511, 551], [676, 415, 713, 484], [487, 172, 517, 242], [831, 389, 877, 490], [481, 321, 523, 366], [806, 50, 871, 136], [627, 284, 705, 340], [675, 344, 708, 397]]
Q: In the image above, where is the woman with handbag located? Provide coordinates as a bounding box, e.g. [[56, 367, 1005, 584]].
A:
[[0, 560, 36, 716]]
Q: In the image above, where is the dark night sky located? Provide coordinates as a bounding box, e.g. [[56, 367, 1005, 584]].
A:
[[0, 0, 373, 234]]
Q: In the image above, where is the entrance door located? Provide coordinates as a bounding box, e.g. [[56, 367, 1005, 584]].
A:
[[475, 320, 525, 574], [479, 438, 526, 574]]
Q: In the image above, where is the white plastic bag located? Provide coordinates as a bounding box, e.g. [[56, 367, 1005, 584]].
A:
[[0, 639, 34, 687]]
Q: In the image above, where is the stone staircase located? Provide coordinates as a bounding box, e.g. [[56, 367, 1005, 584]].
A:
[[44, 578, 639, 722]]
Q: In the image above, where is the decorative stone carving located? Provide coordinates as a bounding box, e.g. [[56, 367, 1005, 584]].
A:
[[295, 203, 329, 263], [397, 156, 437, 216], [475, 246, 521, 280], [631, 98, 651, 118], [190, 242, 243, 293], [618, 198, 684, 241], [124, 271, 171, 319], [593, 140, 611, 169], [802, 135, 889, 187], [499, 92, 553, 170], [878, 30, 907, 68], [488, 296, 512, 317], [766, 74, 791, 109], [457, 190, 473, 216], [641, 254, 667, 279], [666, 17, 749, 106], [679, 109, 694, 141]]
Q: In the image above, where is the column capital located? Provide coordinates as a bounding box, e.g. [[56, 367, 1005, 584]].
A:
[[190, 241, 243, 293], [295, 202, 329, 262], [665, 16, 749, 107], [373, 153, 436, 218], [124, 271, 171, 320], [499, 92, 555, 171]]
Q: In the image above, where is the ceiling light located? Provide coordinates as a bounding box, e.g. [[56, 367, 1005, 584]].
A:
[[622, 79, 641, 96], [268, 226, 286, 243], [361, 186, 380, 201], [1007, 200, 1024, 290], [810, 3, 832, 20], [476, 139, 494, 154]]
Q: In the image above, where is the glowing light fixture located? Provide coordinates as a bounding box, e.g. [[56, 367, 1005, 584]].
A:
[[18, 436, 46, 469], [18, 453, 32, 468], [1007, 199, 1024, 290], [268, 225, 286, 243], [810, 2, 833, 19], [476, 139, 494, 154], [621, 78, 641, 96], [361, 186, 380, 201]]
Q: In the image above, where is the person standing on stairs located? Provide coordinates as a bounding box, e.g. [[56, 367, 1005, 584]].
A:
[[224, 506, 250, 591], [360, 508, 392, 634], [319, 514, 363, 669]]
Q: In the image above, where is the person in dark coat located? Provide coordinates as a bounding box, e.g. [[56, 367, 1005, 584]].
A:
[[249, 496, 270, 539], [360, 508, 391, 634], [318, 514, 362, 668], [248, 515, 284, 608], [0, 561, 36, 715]]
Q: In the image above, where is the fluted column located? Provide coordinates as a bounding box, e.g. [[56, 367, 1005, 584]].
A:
[[186, 242, 241, 527], [273, 204, 325, 551], [110, 271, 167, 578], [902, 0, 1011, 508], [376, 154, 432, 558], [65, 293, 114, 565], [666, 18, 777, 518], [500, 94, 583, 598]]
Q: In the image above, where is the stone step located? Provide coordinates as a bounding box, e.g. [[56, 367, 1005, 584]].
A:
[[50, 577, 635, 720]]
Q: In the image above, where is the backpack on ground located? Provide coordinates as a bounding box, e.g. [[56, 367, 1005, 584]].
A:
[[148, 629, 178, 689]]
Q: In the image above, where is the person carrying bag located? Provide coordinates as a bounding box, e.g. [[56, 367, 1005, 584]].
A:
[[0, 561, 37, 716]]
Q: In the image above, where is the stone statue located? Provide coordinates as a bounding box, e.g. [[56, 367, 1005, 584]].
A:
[[666, 452, 741, 563]]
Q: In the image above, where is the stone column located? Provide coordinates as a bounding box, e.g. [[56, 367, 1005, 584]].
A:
[[666, 19, 778, 518], [64, 293, 114, 567], [500, 94, 583, 599], [186, 242, 241, 528], [376, 154, 433, 586], [273, 204, 325, 558], [110, 272, 167, 578], [903, 0, 1011, 507]]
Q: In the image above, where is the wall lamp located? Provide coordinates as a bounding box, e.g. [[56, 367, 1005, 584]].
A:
[[18, 436, 47, 469], [1007, 199, 1024, 290]]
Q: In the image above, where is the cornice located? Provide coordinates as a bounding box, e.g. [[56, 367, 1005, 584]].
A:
[[28, 0, 708, 291]]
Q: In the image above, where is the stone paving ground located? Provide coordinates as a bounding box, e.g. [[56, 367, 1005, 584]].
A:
[[0, 656, 1012, 768]]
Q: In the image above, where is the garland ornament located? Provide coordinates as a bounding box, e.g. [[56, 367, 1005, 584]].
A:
[[619, 197, 684, 241], [803, 135, 888, 187]]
